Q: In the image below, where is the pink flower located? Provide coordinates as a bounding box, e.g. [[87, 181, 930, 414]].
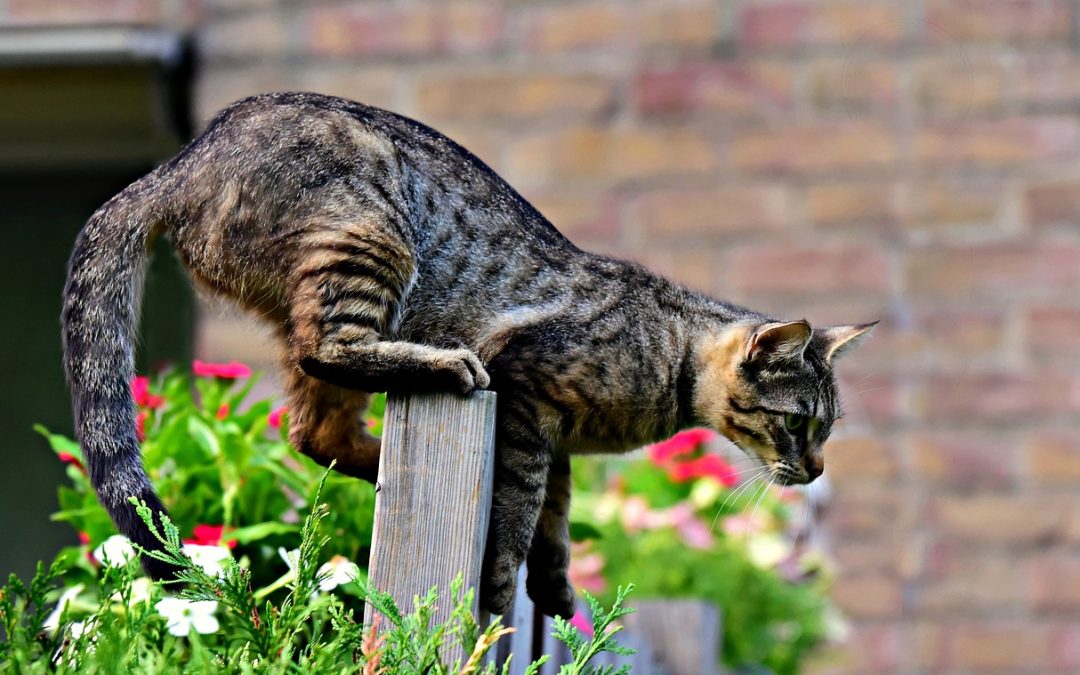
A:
[[569, 543, 607, 595], [135, 411, 148, 442], [647, 428, 715, 466], [668, 504, 714, 549], [268, 406, 288, 430], [216, 404, 230, 420], [620, 496, 651, 533], [131, 376, 165, 409], [668, 454, 738, 487], [723, 514, 766, 538], [193, 360, 251, 379], [569, 609, 595, 637], [185, 524, 237, 549]]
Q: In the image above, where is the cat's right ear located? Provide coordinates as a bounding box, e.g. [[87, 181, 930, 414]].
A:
[[745, 320, 813, 365]]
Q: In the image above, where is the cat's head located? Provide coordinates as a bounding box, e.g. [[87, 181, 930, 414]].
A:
[[694, 319, 875, 485]]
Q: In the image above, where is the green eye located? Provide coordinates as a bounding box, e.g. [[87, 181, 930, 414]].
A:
[[784, 413, 807, 432]]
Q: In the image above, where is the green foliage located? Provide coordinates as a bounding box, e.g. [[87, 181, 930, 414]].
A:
[[9, 366, 634, 673], [551, 585, 636, 675], [569, 430, 840, 674]]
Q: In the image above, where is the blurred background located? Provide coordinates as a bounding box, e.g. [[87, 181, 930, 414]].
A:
[[2, 0, 1080, 672]]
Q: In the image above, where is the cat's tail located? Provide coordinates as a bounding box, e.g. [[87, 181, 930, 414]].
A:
[[61, 168, 178, 579]]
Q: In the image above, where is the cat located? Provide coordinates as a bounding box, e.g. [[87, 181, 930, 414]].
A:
[[62, 92, 873, 618]]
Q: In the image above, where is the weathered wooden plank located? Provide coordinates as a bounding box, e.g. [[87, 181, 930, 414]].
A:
[[623, 599, 723, 675], [364, 390, 498, 628]]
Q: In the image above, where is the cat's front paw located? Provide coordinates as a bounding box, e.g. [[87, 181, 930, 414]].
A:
[[527, 572, 576, 619], [434, 348, 490, 395]]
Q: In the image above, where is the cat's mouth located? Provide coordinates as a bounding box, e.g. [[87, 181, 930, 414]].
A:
[[768, 461, 815, 486]]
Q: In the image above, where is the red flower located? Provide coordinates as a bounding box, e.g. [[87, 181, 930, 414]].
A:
[[135, 411, 149, 442], [185, 524, 237, 549], [130, 376, 165, 409], [648, 428, 715, 466], [268, 406, 287, 430], [57, 452, 86, 475], [193, 360, 252, 379], [216, 404, 230, 420], [669, 454, 738, 487], [78, 531, 91, 545]]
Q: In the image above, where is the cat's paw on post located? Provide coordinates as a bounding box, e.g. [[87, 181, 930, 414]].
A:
[[480, 569, 517, 616], [432, 348, 490, 395]]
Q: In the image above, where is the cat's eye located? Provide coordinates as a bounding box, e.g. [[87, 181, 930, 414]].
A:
[[784, 413, 807, 432]]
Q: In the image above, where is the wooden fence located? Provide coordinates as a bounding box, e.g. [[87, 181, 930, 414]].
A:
[[364, 391, 723, 674]]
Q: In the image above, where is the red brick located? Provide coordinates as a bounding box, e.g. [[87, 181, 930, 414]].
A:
[[809, 59, 899, 115], [899, 180, 1005, 234], [7, 0, 163, 23], [914, 56, 1009, 116], [639, 3, 721, 50], [633, 247, 723, 294], [924, 0, 1074, 43], [520, 3, 625, 53], [1029, 431, 1080, 483], [1018, 52, 1080, 106], [941, 622, 1058, 670], [831, 573, 902, 619], [1031, 554, 1080, 612], [1027, 179, 1080, 226], [527, 191, 620, 246], [825, 436, 898, 480], [506, 127, 718, 186], [827, 484, 913, 537], [916, 117, 1080, 168], [918, 309, 1008, 360], [307, 3, 500, 58], [739, 1, 905, 51], [919, 373, 1078, 423], [803, 182, 896, 228], [909, 431, 1018, 488], [914, 553, 1026, 615], [415, 72, 614, 122], [631, 185, 789, 241], [1029, 308, 1080, 365], [907, 243, 1080, 298], [929, 495, 1067, 546], [200, 13, 286, 59], [634, 61, 793, 118], [730, 122, 898, 175], [727, 242, 890, 295]]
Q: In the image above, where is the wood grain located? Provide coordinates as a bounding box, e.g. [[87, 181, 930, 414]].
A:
[[623, 599, 722, 675], [364, 390, 497, 628]]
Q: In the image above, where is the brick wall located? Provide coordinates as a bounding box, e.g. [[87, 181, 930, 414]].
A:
[[13, 0, 1080, 671]]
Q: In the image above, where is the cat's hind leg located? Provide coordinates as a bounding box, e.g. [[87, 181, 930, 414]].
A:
[[283, 366, 381, 482], [288, 221, 489, 395], [481, 400, 553, 615], [525, 453, 576, 618]]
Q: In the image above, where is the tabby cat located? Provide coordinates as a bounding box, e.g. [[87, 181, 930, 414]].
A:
[[62, 92, 873, 618]]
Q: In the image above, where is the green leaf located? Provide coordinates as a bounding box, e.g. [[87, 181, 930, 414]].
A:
[[569, 521, 603, 542], [187, 416, 222, 457], [34, 424, 82, 460], [227, 521, 299, 545]]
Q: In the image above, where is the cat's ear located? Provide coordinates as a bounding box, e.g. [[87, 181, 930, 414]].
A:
[[745, 320, 813, 364], [820, 322, 877, 362]]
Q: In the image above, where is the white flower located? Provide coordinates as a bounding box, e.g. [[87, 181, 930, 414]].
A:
[[182, 544, 232, 578], [42, 584, 85, 636], [746, 534, 791, 569], [316, 555, 360, 591], [155, 598, 220, 636], [110, 576, 154, 606], [278, 547, 300, 574], [52, 617, 96, 665], [92, 535, 136, 567]]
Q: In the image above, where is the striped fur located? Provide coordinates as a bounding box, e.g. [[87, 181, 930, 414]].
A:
[[62, 92, 872, 617]]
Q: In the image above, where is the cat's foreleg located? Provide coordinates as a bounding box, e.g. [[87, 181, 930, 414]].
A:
[[481, 412, 552, 615], [287, 230, 490, 394], [525, 453, 576, 618]]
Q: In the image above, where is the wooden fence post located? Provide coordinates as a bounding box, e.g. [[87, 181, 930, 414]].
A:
[[364, 391, 498, 627]]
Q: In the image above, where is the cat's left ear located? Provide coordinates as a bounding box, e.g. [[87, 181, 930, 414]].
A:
[[820, 322, 878, 362]]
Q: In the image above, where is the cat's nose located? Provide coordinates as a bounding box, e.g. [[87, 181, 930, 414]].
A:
[[804, 454, 824, 480]]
